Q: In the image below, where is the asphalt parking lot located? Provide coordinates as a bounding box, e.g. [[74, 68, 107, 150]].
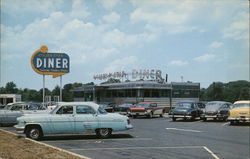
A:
[[1, 115, 250, 159]]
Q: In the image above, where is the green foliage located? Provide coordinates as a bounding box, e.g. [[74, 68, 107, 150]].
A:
[[200, 80, 250, 103], [101, 78, 121, 84]]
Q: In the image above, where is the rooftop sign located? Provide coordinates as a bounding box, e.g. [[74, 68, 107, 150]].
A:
[[93, 69, 164, 82], [31, 46, 70, 78]]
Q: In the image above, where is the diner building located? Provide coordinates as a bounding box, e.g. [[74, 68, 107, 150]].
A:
[[73, 80, 200, 109]]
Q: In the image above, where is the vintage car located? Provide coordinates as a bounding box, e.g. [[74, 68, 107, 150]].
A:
[[15, 102, 133, 140], [201, 101, 232, 121], [169, 101, 202, 121], [0, 102, 48, 126], [129, 102, 164, 118], [227, 100, 250, 125], [99, 103, 116, 112], [114, 102, 136, 115]]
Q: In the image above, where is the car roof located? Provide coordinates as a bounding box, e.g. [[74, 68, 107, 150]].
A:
[[233, 100, 250, 104], [138, 102, 156, 104], [58, 102, 100, 110]]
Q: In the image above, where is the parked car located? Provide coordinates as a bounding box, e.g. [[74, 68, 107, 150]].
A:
[[0, 104, 5, 109], [99, 103, 116, 112], [115, 102, 136, 115], [201, 101, 232, 121], [0, 102, 49, 126], [227, 100, 250, 125], [15, 102, 133, 140], [129, 102, 164, 118], [169, 101, 202, 121]]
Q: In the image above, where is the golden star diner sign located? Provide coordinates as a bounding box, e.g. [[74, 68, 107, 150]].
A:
[[31, 45, 70, 78]]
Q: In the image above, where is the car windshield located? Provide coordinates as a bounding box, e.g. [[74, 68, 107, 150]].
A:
[[232, 103, 250, 108], [137, 103, 149, 107], [206, 102, 224, 109], [98, 106, 107, 114], [177, 102, 193, 108]]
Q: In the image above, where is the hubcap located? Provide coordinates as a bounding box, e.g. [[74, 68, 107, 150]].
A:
[[100, 128, 109, 136], [30, 129, 39, 139]]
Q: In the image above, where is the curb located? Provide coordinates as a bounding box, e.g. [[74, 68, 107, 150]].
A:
[[0, 129, 91, 159]]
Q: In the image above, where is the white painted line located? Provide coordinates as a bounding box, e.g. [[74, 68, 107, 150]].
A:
[[166, 128, 203, 133], [222, 122, 230, 126], [44, 137, 152, 143], [0, 129, 91, 159], [70, 146, 203, 151], [203, 146, 220, 159]]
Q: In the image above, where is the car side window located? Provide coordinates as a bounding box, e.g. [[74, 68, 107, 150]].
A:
[[10, 105, 22, 111], [76, 105, 95, 114], [56, 106, 73, 114], [151, 103, 157, 107]]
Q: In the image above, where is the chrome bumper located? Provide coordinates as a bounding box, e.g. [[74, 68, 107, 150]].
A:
[[126, 124, 133, 129], [130, 112, 149, 116], [227, 117, 250, 121], [172, 115, 192, 118], [14, 125, 25, 134]]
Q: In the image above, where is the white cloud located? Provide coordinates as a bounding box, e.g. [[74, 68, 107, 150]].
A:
[[194, 54, 216, 62], [103, 12, 121, 23], [97, 0, 119, 10], [223, 12, 249, 40], [209, 41, 223, 48], [70, 0, 90, 20], [104, 56, 138, 73], [168, 60, 188, 67]]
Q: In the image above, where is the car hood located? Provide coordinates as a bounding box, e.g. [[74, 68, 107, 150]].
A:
[[129, 107, 145, 111], [230, 107, 250, 113]]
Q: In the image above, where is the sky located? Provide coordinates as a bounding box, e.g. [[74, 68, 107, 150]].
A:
[[0, 0, 249, 90]]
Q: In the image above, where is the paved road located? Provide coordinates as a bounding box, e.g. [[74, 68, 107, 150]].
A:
[[1, 116, 250, 159]]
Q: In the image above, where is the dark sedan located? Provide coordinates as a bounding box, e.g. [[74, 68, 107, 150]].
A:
[[169, 101, 202, 121], [201, 101, 232, 121], [114, 102, 136, 115]]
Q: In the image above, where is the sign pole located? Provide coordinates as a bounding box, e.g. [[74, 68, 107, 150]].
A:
[[43, 74, 45, 107], [60, 75, 62, 102]]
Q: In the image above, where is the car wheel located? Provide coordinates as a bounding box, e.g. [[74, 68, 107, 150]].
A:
[[160, 111, 164, 117], [96, 128, 112, 139], [148, 112, 153, 118], [203, 118, 207, 122], [190, 116, 195, 121], [26, 126, 43, 140], [172, 117, 176, 121], [132, 115, 137, 118]]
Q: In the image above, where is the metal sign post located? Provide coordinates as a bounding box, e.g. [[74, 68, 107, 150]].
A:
[[43, 75, 45, 107], [60, 75, 62, 102]]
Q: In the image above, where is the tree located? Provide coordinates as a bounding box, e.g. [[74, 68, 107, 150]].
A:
[[5, 82, 18, 93], [101, 78, 121, 84]]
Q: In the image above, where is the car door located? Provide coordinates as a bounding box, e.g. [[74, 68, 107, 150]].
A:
[[4, 105, 23, 124], [74, 105, 98, 133], [51, 105, 75, 133]]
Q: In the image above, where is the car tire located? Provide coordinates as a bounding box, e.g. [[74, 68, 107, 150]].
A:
[[148, 112, 153, 118], [160, 111, 164, 117], [96, 128, 112, 139], [26, 126, 43, 140], [172, 117, 176, 121], [203, 118, 207, 121], [132, 115, 137, 118]]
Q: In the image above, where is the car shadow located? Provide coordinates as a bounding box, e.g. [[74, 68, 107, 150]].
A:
[[229, 122, 250, 126], [202, 120, 227, 123], [41, 134, 134, 141]]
